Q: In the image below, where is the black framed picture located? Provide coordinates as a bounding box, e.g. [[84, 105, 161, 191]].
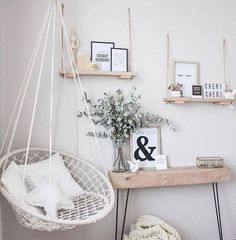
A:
[[91, 41, 115, 71], [111, 48, 128, 72], [192, 85, 202, 98]]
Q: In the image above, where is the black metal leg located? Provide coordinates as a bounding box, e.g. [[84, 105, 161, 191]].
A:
[[212, 183, 223, 240], [121, 188, 130, 240], [115, 189, 120, 240]]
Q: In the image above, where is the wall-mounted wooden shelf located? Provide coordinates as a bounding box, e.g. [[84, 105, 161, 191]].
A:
[[59, 70, 136, 80], [163, 97, 233, 105], [108, 166, 231, 189]]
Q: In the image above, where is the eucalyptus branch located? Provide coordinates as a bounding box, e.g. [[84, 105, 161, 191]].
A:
[[78, 88, 175, 144]]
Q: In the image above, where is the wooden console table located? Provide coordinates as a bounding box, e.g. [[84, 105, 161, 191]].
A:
[[109, 166, 231, 240]]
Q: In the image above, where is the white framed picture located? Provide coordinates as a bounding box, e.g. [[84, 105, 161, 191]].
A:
[[130, 127, 161, 168], [91, 41, 115, 71], [111, 48, 128, 72], [174, 61, 199, 97]]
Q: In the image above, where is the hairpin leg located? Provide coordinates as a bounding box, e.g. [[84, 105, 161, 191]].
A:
[[121, 188, 130, 240], [212, 183, 223, 240], [115, 189, 119, 240]]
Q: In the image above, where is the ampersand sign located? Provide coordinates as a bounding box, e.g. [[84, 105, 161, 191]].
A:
[[134, 136, 156, 161]]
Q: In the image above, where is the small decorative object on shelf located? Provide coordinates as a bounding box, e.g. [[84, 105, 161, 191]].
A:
[[156, 155, 168, 170], [192, 85, 203, 98], [78, 88, 174, 172], [89, 61, 98, 71], [203, 82, 224, 98], [168, 83, 183, 97], [224, 89, 235, 99], [127, 161, 140, 172], [196, 157, 224, 168]]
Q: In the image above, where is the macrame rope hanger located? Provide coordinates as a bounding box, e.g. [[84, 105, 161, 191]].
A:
[[166, 33, 174, 96], [1, 0, 109, 192], [21, 0, 55, 199], [56, 0, 108, 178], [0, 0, 114, 231], [223, 38, 231, 91], [167, 33, 170, 96], [128, 8, 134, 72], [1, 1, 54, 176]]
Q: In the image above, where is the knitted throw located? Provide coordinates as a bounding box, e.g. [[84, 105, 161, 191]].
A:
[[123, 215, 181, 240]]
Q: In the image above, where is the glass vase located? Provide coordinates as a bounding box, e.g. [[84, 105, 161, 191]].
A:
[[113, 142, 129, 172]]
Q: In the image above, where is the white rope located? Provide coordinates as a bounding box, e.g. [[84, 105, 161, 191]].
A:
[[60, 36, 78, 156], [223, 39, 231, 90], [166, 33, 175, 96], [167, 33, 170, 96], [128, 8, 134, 72], [21, 1, 54, 201], [57, 1, 107, 177], [56, 0, 108, 178], [49, 0, 57, 183], [1, 1, 54, 176]]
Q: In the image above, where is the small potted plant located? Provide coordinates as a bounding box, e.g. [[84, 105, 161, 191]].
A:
[[78, 88, 174, 172], [168, 83, 183, 97]]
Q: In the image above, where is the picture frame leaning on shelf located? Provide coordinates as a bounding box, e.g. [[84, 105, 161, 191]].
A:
[[174, 61, 200, 97], [130, 127, 162, 169], [91, 41, 115, 71], [111, 48, 128, 72]]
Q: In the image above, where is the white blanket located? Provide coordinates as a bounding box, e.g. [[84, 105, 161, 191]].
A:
[[123, 215, 181, 240]]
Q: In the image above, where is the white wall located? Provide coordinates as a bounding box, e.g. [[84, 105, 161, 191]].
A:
[[1, 0, 236, 240]]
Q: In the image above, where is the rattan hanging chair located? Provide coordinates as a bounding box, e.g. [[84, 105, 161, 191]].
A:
[[0, 0, 114, 231]]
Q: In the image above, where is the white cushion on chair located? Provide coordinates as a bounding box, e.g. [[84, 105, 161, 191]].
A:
[[1, 161, 27, 198], [1, 161, 43, 215], [19, 153, 84, 199]]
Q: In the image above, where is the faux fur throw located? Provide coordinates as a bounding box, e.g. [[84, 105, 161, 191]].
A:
[[123, 215, 181, 240]]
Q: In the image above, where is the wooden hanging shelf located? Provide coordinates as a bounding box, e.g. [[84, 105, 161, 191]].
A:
[[108, 166, 231, 189], [163, 97, 233, 105], [59, 70, 136, 80]]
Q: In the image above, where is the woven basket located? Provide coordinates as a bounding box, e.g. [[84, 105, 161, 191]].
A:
[[0, 148, 114, 231]]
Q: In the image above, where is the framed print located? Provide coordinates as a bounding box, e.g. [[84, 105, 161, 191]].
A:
[[130, 127, 161, 169], [111, 48, 128, 72], [174, 61, 199, 97], [91, 41, 115, 71]]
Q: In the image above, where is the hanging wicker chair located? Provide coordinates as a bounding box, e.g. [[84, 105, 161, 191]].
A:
[[0, 0, 114, 231], [0, 148, 114, 231]]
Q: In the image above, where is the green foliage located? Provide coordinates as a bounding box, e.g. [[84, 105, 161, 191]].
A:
[[78, 88, 174, 144]]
